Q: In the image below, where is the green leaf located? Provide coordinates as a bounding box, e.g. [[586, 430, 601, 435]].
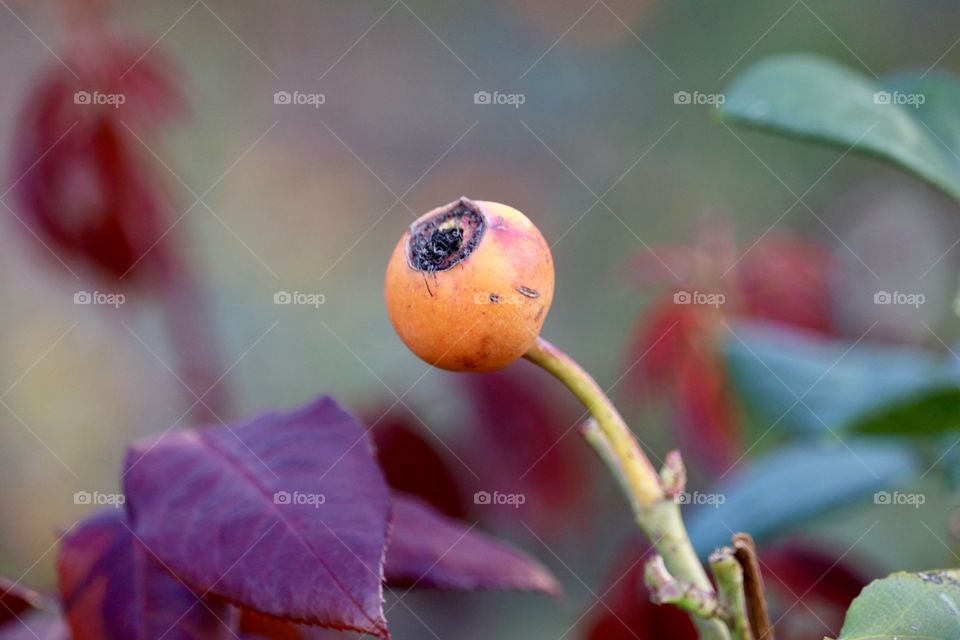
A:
[[832, 570, 960, 640], [884, 72, 960, 163], [724, 323, 958, 436], [686, 440, 918, 558], [718, 54, 960, 203], [850, 386, 960, 436]]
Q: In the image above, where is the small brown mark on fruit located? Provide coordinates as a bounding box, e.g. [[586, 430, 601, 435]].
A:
[[489, 293, 500, 303], [421, 272, 434, 297]]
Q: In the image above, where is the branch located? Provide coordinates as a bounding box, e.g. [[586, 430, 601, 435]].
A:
[[710, 547, 752, 640], [525, 337, 731, 640], [645, 555, 722, 619], [733, 533, 773, 640]]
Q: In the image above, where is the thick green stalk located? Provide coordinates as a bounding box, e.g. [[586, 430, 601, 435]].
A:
[[524, 337, 731, 640], [710, 548, 753, 640]]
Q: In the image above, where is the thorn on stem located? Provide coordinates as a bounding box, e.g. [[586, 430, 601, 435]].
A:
[[660, 449, 686, 497]]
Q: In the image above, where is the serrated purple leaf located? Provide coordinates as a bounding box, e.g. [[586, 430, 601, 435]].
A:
[[57, 509, 233, 640], [123, 396, 390, 637], [386, 493, 560, 595], [237, 607, 343, 639]]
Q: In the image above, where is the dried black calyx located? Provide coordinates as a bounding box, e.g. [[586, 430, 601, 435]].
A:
[[407, 199, 485, 272]]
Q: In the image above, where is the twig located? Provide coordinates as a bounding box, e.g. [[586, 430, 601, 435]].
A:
[[710, 547, 752, 640], [733, 533, 773, 640]]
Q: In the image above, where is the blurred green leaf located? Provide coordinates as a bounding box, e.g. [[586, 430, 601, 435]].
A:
[[832, 570, 960, 640], [687, 440, 918, 557], [850, 386, 960, 436], [718, 54, 960, 203], [724, 323, 958, 436]]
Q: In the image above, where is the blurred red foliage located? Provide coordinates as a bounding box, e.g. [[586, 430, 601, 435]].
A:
[[627, 221, 836, 475], [460, 367, 592, 532], [369, 366, 593, 536], [372, 407, 467, 520], [10, 32, 182, 283]]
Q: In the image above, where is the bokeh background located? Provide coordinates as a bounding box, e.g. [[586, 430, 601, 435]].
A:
[[4, 1, 960, 638]]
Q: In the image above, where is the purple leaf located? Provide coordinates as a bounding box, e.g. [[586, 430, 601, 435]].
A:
[[56, 509, 233, 640], [371, 408, 467, 519], [123, 396, 391, 637], [386, 493, 560, 595], [0, 576, 44, 624], [237, 608, 342, 639]]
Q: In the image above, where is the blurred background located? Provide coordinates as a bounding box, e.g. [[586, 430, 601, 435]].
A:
[[4, 1, 960, 638]]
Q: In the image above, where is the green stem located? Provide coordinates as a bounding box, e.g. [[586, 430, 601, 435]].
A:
[[524, 337, 731, 640], [642, 501, 730, 639], [711, 548, 753, 640], [524, 338, 663, 507], [580, 419, 641, 513]]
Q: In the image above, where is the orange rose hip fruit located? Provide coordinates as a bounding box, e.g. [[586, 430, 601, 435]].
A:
[[385, 197, 554, 372]]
